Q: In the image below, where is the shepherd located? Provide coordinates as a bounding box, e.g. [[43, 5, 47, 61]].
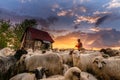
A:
[[75, 39, 83, 51]]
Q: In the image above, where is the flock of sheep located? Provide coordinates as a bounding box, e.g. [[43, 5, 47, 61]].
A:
[[0, 47, 120, 80]]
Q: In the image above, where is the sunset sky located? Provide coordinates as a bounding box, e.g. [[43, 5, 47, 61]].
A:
[[0, 0, 120, 49]]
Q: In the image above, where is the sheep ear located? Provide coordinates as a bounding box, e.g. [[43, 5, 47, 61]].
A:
[[93, 58, 98, 63], [72, 71, 80, 77], [93, 60, 97, 63], [102, 61, 106, 65], [41, 68, 49, 73]]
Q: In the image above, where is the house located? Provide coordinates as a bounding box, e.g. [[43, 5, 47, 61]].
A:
[[21, 27, 54, 51]]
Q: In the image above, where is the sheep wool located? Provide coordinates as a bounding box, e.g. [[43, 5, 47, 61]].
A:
[[72, 50, 102, 72], [24, 53, 63, 76], [41, 67, 81, 80], [93, 57, 120, 80]]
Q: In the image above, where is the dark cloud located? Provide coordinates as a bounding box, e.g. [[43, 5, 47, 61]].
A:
[[74, 25, 79, 29], [47, 16, 58, 24], [36, 16, 58, 29], [95, 15, 110, 27], [0, 8, 37, 22], [88, 29, 120, 48], [37, 18, 49, 28]]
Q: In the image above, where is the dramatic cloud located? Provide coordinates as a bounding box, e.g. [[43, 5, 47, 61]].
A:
[[57, 9, 74, 17], [95, 15, 110, 27], [0, 8, 29, 23], [89, 27, 101, 32], [74, 15, 100, 24], [93, 11, 111, 15], [89, 27, 112, 32], [53, 30, 87, 48], [105, 0, 120, 9], [53, 28, 120, 49], [36, 16, 58, 28], [56, 5, 87, 17]]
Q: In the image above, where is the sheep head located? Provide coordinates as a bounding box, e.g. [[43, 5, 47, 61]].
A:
[[34, 67, 48, 79], [93, 58, 106, 70], [64, 67, 81, 80], [72, 51, 80, 58], [14, 49, 28, 60], [72, 71, 81, 80]]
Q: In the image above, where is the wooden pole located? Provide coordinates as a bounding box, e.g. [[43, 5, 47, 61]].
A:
[[20, 32, 27, 49]]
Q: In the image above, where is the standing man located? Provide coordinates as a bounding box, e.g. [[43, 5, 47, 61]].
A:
[[75, 39, 83, 51]]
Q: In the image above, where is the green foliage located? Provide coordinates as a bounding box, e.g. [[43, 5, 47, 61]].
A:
[[12, 19, 37, 49], [0, 20, 11, 49], [0, 19, 37, 50]]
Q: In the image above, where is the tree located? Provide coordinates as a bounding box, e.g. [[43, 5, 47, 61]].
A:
[[0, 19, 37, 50], [0, 20, 11, 49], [13, 19, 37, 49]]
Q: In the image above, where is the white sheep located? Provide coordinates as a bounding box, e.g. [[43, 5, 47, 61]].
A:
[[92, 57, 120, 80], [41, 67, 97, 80], [10, 73, 37, 80], [10, 67, 81, 80], [63, 64, 71, 75], [10, 67, 47, 80], [80, 72, 98, 80], [72, 50, 102, 72], [21, 53, 63, 77], [0, 47, 14, 57], [41, 67, 81, 80], [59, 50, 73, 67], [27, 49, 43, 55]]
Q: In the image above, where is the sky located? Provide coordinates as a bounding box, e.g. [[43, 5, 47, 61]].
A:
[[0, 0, 120, 49]]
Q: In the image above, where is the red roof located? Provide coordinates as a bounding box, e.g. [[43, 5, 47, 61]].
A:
[[26, 27, 54, 43]]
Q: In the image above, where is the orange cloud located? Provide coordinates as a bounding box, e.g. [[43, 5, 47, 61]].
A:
[[52, 29, 120, 50], [53, 36, 77, 49]]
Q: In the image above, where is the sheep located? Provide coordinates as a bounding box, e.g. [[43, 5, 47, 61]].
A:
[[80, 72, 98, 80], [27, 48, 45, 55], [59, 50, 73, 67], [71, 50, 102, 73], [9, 67, 47, 80], [63, 64, 71, 75], [20, 53, 63, 77], [64, 67, 81, 80], [92, 57, 120, 80], [0, 47, 14, 57], [41, 67, 97, 80], [80, 50, 97, 54], [0, 48, 28, 80], [41, 67, 81, 80], [10, 67, 81, 80], [100, 48, 120, 57], [5, 57, 28, 80]]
